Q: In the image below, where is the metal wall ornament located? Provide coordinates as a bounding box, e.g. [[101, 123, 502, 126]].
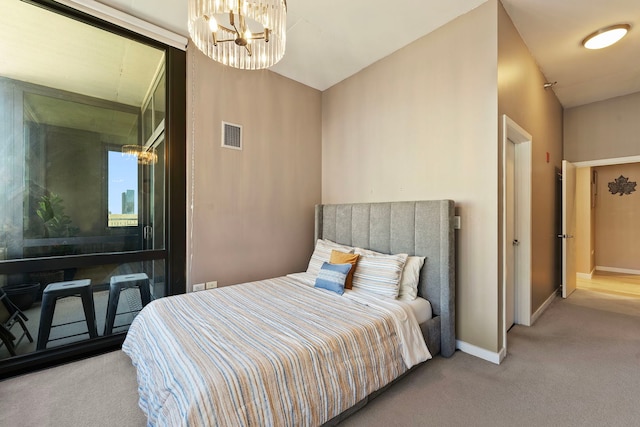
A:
[[608, 175, 637, 196]]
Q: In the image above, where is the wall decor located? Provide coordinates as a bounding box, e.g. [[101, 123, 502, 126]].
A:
[[608, 175, 637, 196]]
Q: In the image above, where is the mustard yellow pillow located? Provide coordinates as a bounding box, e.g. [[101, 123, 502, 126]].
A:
[[330, 250, 359, 290]]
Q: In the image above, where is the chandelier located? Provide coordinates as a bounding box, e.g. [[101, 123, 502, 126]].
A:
[[188, 0, 287, 70], [122, 145, 158, 165]]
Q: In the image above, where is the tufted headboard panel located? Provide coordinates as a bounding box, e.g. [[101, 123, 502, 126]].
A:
[[315, 200, 455, 357]]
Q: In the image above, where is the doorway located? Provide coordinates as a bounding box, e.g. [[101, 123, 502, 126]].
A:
[[502, 115, 532, 349], [572, 156, 640, 298], [577, 272, 640, 297]]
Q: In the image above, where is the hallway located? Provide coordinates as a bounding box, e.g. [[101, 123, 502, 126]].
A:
[[577, 271, 640, 298]]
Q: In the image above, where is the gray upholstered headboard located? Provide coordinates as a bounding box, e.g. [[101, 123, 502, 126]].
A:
[[314, 200, 455, 357]]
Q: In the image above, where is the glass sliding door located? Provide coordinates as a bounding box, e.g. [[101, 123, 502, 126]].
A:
[[0, 0, 185, 375], [139, 133, 167, 298]]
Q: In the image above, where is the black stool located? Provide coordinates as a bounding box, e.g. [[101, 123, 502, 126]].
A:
[[104, 273, 151, 335], [37, 279, 97, 350]]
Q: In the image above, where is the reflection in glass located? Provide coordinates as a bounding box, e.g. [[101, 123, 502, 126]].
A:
[[153, 73, 166, 130], [0, 261, 166, 358], [0, 0, 168, 362], [108, 151, 139, 227]]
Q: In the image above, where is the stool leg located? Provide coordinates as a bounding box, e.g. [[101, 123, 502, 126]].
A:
[[37, 294, 56, 351], [80, 289, 98, 339], [139, 278, 152, 307], [104, 285, 121, 336]]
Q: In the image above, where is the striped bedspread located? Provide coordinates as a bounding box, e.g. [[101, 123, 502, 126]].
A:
[[123, 275, 429, 427]]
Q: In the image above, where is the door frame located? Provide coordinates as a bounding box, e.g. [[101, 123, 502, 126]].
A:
[[574, 155, 640, 168], [502, 115, 533, 350], [572, 155, 640, 279], [561, 160, 577, 298]]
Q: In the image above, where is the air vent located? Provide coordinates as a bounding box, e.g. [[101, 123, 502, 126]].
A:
[[222, 121, 242, 150]]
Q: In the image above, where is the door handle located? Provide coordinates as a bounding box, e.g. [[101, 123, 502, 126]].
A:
[[557, 234, 574, 239], [513, 240, 520, 246]]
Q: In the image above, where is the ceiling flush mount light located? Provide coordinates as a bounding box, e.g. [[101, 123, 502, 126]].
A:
[[582, 24, 631, 49], [188, 0, 287, 70]]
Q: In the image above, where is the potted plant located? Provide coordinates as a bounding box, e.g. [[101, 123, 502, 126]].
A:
[[36, 193, 79, 239], [3, 283, 40, 311]]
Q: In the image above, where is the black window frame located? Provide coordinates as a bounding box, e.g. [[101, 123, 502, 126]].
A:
[[0, 0, 186, 379]]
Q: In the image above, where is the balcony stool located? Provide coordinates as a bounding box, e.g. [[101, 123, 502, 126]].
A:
[[36, 279, 98, 350], [104, 273, 151, 335]]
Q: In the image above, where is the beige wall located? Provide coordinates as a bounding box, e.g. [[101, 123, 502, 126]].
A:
[[497, 3, 564, 315], [184, 0, 566, 358], [565, 91, 640, 162], [186, 46, 322, 290], [575, 167, 595, 275], [594, 163, 640, 272], [323, 2, 500, 352], [565, 91, 640, 275]]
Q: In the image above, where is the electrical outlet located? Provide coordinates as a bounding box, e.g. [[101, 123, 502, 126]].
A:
[[193, 283, 205, 292], [206, 281, 218, 289]]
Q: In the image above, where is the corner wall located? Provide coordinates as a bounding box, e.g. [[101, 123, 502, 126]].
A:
[[498, 2, 564, 321], [565, 91, 640, 162], [186, 46, 322, 290], [322, 2, 500, 353]]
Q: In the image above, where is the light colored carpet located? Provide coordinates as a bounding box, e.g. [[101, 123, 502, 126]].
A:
[[342, 289, 640, 427], [0, 350, 146, 427], [1, 288, 639, 426]]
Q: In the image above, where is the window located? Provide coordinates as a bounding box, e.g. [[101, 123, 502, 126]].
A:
[[0, 0, 185, 376], [108, 150, 139, 227]]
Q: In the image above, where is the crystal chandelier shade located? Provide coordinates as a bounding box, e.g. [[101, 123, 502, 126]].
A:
[[188, 0, 287, 70], [122, 145, 158, 165]]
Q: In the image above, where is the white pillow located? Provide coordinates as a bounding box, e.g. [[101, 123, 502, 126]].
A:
[[354, 247, 384, 256], [306, 239, 354, 276], [351, 250, 408, 299], [397, 256, 426, 301]]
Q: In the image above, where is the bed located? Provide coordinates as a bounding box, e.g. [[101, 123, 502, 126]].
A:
[[123, 200, 455, 426]]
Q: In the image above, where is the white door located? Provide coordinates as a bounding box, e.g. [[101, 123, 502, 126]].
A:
[[505, 140, 516, 329], [561, 160, 577, 298], [503, 115, 532, 332]]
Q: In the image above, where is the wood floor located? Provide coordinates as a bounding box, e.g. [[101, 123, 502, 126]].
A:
[[577, 271, 640, 298]]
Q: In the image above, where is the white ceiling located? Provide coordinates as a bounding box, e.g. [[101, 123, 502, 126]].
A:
[[501, 0, 640, 108], [55, 0, 640, 108], [0, 0, 164, 107], [268, 0, 488, 91]]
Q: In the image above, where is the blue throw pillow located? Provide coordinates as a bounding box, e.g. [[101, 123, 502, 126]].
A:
[[314, 262, 352, 295]]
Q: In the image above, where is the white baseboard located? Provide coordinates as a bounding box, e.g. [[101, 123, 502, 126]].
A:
[[531, 291, 557, 325], [456, 340, 504, 365], [576, 271, 593, 280], [596, 266, 640, 275]]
